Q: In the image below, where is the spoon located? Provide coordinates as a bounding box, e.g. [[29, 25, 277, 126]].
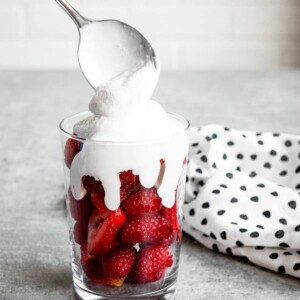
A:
[[55, 0, 160, 89]]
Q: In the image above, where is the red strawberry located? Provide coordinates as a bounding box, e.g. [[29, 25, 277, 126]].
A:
[[64, 138, 82, 169], [119, 170, 139, 187], [74, 221, 88, 245], [88, 209, 126, 255], [129, 245, 173, 283], [122, 187, 162, 217], [91, 192, 111, 218], [99, 246, 137, 279], [82, 175, 104, 193], [120, 214, 172, 245], [161, 203, 179, 232], [120, 185, 133, 203], [68, 188, 93, 222]]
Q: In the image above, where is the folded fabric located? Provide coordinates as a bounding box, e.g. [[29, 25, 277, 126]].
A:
[[183, 125, 300, 278]]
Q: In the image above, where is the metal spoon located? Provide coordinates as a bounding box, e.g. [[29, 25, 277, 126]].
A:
[[55, 0, 160, 89]]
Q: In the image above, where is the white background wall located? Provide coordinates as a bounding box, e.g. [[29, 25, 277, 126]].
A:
[[1, 0, 300, 70]]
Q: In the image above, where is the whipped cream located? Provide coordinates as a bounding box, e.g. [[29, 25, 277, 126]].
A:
[[70, 20, 189, 210]]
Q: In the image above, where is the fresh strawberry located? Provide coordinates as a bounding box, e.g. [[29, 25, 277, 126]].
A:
[[82, 175, 104, 193], [120, 185, 133, 203], [122, 187, 162, 217], [119, 170, 139, 187], [74, 221, 88, 245], [161, 203, 179, 232], [120, 214, 172, 245], [129, 245, 173, 283], [68, 188, 93, 222], [99, 246, 137, 279], [91, 192, 111, 218], [64, 138, 82, 168], [88, 209, 126, 255]]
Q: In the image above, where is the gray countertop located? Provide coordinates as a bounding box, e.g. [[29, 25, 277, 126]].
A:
[[1, 70, 300, 300]]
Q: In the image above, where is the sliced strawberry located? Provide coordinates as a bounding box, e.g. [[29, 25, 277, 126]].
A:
[[91, 192, 111, 218], [161, 203, 179, 232], [64, 138, 82, 169], [82, 176, 104, 193], [88, 209, 126, 255], [129, 245, 173, 283], [74, 221, 88, 245], [119, 170, 139, 187], [99, 245, 137, 279], [120, 214, 172, 245], [68, 188, 93, 222], [122, 187, 162, 217]]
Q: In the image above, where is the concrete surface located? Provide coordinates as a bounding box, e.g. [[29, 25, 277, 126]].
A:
[[1, 70, 300, 300]]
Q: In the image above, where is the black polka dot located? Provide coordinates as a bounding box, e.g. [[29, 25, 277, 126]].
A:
[[258, 140, 264, 145], [256, 132, 262, 136], [239, 228, 247, 233], [196, 168, 202, 174], [212, 133, 218, 139], [203, 233, 209, 237], [295, 225, 300, 232], [201, 218, 208, 225], [250, 231, 259, 238], [217, 210, 226, 216], [297, 251, 300, 255], [227, 141, 234, 146], [236, 166, 241, 172], [295, 183, 300, 189], [212, 189, 220, 194], [250, 196, 259, 202], [206, 136, 212, 142], [212, 162, 217, 168], [255, 246, 264, 250], [210, 232, 217, 240], [275, 230, 285, 239], [288, 201, 296, 209], [264, 162, 271, 169], [226, 248, 232, 255], [270, 191, 278, 197], [191, 142, 199, 147], [279, 242, 290, 248], [270, 150, 277, 156], [193, 190, 198, 197], [250, 154, 257, 160], [280, 170, 287, 176], [281, 155, 288, 162], [220, 231, 227, 240], [269, 253, 278, 259], [273, 133, 280, 137], [285, 140, 292, 147], [220, 184, 227, 188], [263, 210, 271, 218], [257, 183, 265, 188], [283, 252, 292, 256], [237, 153, 244, 159], [223, 154, 227, 160], [242, 134, 247, 138], [256, 225, 264, 229], [279, 218, 287, 225], [240, 214, 248, 220], [224, 127, 230, 131], [201, 155, 208, 163], [293, 264, 300, 271], [198, 180, 205, 186], [231, 197, 238, 203], [236, 241, 244, 247], [240, 185, 247, 191], [189, 209, 195, 216], [231, 222, 238, 225], [296, 166, 300, 174], [226, 173, 233, 179], [249, 171, 257, 178], [212, 244, 219, 252], [186, 177, 189, 183], [202, 202, 210, 208], [196, 150, 202, 154], [278, 266, 286, 273]]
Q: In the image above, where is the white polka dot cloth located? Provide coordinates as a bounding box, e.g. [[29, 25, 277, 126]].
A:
[[183, 125, 300, 278]]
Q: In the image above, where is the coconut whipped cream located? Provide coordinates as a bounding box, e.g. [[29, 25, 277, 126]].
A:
[[70, 20, 189, 210]]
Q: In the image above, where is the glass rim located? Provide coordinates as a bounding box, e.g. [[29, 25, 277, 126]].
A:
[[59, 111, 190, 145]]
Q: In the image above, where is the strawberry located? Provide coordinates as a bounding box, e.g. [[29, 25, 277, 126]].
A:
[[161, 203, 179, 232], [120, 185, 133, 203], [119, 170, 139, 187], [120, 214, 172, 245], [87, 209, 126, 255], [64, 138, 82, 169], [68, 188, 93, 222], [129, 245, 173, 283], [82, 175, 104, 193], [74, 221, 88, 245], [99, 246, 137, 279], [122, 187, 162, 217], [91, 192, 111, 218]]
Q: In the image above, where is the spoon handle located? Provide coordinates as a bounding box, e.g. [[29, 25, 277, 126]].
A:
[[55, 0, 89, 28]]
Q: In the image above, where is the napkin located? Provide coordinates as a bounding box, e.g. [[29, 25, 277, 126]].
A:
[[183, 125, 300, 278]]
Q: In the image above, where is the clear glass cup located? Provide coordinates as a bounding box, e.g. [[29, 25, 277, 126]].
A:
[[59, 111, 190, 300]]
